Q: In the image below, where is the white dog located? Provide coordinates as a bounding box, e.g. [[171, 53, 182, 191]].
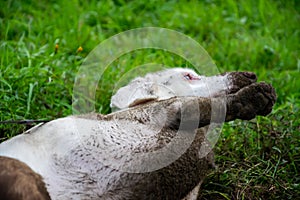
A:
[[0, 68, 276, 200]]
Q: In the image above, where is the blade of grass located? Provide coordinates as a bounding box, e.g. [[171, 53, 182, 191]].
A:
[[26, 82, 37, 116]]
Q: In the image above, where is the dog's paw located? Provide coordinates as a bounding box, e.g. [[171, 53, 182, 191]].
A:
[[228, 82, 277, 120]]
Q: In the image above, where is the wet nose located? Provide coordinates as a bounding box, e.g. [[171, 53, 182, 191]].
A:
[[242, 72, 257, 81]]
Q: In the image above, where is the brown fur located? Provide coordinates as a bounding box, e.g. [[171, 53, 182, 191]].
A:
[[0, 156, 50, 200]]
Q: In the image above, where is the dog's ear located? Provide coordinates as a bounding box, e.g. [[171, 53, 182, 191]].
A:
[[110, 78, 159, 110]]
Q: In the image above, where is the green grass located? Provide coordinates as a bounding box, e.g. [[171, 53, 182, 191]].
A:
[[0, 0, 299, 199]]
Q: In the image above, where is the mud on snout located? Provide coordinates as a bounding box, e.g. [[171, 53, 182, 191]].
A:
[[218, 71, 258, 96]]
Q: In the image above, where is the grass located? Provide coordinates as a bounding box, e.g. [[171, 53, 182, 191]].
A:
[[0, 0, 299, 199]]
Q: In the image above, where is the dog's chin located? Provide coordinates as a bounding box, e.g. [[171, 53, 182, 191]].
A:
[[211, 83, 259, 98], [226, 84, 250, 95]]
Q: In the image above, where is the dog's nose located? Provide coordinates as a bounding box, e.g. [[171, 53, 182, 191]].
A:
[[242, 72, 257, 81]]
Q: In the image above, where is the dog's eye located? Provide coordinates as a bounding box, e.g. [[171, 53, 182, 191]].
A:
[[183, 73, 200, 80]]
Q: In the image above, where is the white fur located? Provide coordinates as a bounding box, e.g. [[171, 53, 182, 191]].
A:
[[0, 116, 164, 198], [111, 68, 230, 110]]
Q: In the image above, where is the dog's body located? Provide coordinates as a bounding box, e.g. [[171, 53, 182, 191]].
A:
[[0, 68, 276, 200]]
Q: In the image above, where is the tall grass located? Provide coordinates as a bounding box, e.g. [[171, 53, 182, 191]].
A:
[[0, 0, 299, 199]]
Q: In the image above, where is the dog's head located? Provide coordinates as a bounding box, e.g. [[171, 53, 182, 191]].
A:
[[110, 68, 257, 111]]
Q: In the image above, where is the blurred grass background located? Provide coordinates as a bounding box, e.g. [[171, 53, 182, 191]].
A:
[[0, 0, 299, 199]]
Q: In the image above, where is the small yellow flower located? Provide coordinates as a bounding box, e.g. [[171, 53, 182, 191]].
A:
[[55, 43, 59, 54], [77, 46, 83, 53]]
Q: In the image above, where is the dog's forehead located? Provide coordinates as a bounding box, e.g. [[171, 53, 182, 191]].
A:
[[147, 68, 199, 80], [164, 68, 198, 75]]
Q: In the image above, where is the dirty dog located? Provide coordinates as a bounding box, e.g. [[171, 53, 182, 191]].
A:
[[0, 68, 276, 200]]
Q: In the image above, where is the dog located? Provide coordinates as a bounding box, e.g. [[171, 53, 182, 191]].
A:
[[0, 68, 276, 199]]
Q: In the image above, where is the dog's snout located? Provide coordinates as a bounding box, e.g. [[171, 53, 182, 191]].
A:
[[243, 72, 257, 81]]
